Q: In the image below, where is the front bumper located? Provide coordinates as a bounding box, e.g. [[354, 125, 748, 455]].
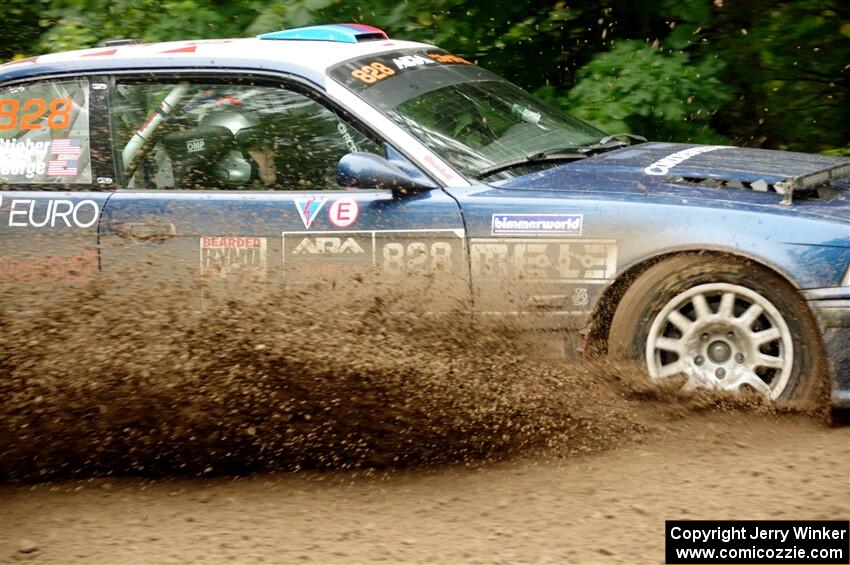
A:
[[804, 288, 850, 406]]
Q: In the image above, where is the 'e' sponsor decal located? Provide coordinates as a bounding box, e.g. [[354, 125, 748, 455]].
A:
[[294, 197, 327, 229], [328, 197, 359, 228]]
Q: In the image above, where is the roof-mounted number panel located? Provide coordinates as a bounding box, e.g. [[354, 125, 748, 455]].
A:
[[258, 24, 389, 44]]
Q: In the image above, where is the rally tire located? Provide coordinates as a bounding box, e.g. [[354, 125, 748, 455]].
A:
[[607, 254, 824, 401]]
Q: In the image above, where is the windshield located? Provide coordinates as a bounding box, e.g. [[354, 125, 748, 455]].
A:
[[329, 49, 607, 178]]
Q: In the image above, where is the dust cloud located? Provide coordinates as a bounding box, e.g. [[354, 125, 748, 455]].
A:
[[0, 272, 823, 483]]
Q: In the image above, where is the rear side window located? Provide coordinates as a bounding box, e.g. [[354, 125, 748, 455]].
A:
[[0, 79, 92, 185], [108, 81, 381, 190]]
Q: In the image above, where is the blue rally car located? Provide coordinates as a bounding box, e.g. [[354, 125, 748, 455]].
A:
[[1, 24, 849, 404]]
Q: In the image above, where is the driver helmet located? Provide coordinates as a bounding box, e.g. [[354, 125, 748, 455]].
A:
[[201, 109, 271, 185]]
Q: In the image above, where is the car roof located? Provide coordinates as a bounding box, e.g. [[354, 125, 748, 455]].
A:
[[0, 36, 432, 86]]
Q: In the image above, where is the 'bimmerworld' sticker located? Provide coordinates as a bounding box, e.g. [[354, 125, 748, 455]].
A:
[[491, 214, 583, 236]]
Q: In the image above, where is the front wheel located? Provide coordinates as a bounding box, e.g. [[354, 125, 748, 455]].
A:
[[608, 255, 824, 401]]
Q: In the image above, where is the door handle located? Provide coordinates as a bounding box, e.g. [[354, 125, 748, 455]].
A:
[[113, 221, 177, 241]]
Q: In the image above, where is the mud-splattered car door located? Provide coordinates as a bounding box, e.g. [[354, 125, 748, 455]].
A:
[[0, 77, 112, 307], [98, 76, 467, 307]]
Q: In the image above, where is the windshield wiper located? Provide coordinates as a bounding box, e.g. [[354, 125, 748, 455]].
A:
[[576, 133, 647, 155], [474, 133, 647, 179], [598, 133, 647, 145], [475, 150, 586, 179], [536, 133, 647, 158]]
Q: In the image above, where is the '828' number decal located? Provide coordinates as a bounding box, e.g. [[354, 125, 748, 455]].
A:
[[0, 98, 74, 131], [350, 62, 396, 84], [381, 241, 454, 275]]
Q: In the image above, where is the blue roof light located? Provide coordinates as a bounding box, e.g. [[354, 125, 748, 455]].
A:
[[258, 24, 389, 44]]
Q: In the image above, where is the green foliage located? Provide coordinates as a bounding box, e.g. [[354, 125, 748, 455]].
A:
[[2, 0, 848, 154], [554, 41, 732, 142], [659, 0, 850, 152], [824, 145, 850, 157], [0, 0, 50, 61]]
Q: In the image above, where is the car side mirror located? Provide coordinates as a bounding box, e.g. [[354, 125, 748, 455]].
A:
[[336, 152, 438, 195]]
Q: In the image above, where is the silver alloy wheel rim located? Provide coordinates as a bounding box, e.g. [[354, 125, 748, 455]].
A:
[[645, 282, 794, 400]]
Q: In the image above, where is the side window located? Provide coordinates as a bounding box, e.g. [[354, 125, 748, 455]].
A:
[[108, 81, 382, 190], [0, 79, 92, 185]]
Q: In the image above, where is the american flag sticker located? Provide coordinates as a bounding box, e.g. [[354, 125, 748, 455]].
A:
[[48, 138, 82, 177], [48, 159, 78, 177], [51, 138, 81, 156]]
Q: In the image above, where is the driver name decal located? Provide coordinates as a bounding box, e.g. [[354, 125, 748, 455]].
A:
[[0, 139, 49, 179]]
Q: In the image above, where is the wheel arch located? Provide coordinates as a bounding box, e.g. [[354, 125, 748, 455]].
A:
[[585, 247, 804, 356]]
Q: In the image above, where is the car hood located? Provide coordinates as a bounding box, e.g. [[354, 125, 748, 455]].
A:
[[492, 142, 850, 221]]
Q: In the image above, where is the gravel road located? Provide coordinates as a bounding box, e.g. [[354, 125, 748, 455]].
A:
[[2, 412, 847, 564]]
